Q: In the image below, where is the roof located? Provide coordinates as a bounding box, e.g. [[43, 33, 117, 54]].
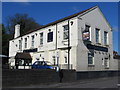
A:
[[22, 6, 98, 36], [15, 53, 32, 60]]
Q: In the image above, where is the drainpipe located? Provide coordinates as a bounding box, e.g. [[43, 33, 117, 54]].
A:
[[68, 20, 70, 70], [56, 24, 59, 66]]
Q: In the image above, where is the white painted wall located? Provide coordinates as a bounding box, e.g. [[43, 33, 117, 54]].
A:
[[76, 7, 117, 71]]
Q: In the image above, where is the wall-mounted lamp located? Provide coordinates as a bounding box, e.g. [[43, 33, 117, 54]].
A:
[[48, 29, 51, 32], [70, 21, 73, 25]]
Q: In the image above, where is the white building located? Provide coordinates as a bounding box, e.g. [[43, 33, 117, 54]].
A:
[[9, 6, 118, 71]]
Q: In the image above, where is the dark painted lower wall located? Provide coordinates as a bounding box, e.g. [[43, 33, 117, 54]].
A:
[[2, 69, 119, 88], [2, 69, 76, 88], [76, 70, 119, 80]]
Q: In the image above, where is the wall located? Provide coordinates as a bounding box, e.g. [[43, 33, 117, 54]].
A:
[[2, 69, 76, 88], [76, 70, 119, 80], [9, 16, 78, 70], [76, 7, 117, 71]]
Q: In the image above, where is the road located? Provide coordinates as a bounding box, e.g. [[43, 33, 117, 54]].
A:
[[12, 76, 119, 89]]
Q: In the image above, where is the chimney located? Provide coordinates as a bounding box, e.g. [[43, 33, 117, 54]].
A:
[[14, 24, 20, 38]]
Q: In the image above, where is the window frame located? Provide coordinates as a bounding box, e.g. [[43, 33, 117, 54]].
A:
[[104, 58, 109, 68], [104, 31, 108, 45], [95, 28, 100, 43], [88, 53, 94, 65], [40, 32, 43, 45], [24, 38, 27, 48], [83, 24, 91, 41], [47, 31, 53, 42], [64, 56, 67, 63], [63, 24, 69, 40], [19, 40, 22, 50], [31, 35, 34, 47]]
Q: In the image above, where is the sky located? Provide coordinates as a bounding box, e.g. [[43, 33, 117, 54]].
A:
[[2, 2, 118, 53]]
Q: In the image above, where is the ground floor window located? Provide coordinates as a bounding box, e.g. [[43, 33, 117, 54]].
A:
[[53, 56, 56, 65], [88, 53, 94, 65], [104, 58, 109, 68], [15, 59, 32, 66], [64, 56, 67, 63]]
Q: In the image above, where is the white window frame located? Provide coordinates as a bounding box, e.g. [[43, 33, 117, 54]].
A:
[[102, 58, 104, 66], [85, 25, 91, 41], [104, 58, 109, 68], [52, 56, 56, 65], [63, 24, 69, 40], [47, 31, 53, 42], [40, 32, 43, 45], [96, 28, 100, 43], [88, 53, 94, 65], [19, 40, 22, 50], [104, 31, 108, 45], [24, 38, 27, 48], [31, 35, 34, 47], [64, 56, 67, 63]]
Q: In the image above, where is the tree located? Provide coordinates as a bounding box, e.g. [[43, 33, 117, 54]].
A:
[[2, 13, 41, 56], [6, 13, 41, 36], [1, 24, 12, 56]]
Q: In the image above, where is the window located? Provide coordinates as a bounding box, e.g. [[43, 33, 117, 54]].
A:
[[96, 28, 100, 43], [104, 31, 108, 45], [40, 33, 43, 45], [88, 53, 94, 65], [19, 40, 22, 50], [104, 58, 109, 68], [53, 56, 56, 65], [102, 58, 104, 65], [24, 38, 27, 48], [63, 25, 69, 40], [47, 32, 53, 42], [31, 35, 34, 47], [83, 25, 90, 41], [85, 25, 90, 32], [65, 57, 67, 63]]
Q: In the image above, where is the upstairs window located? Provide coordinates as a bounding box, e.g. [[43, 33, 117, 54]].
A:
[[31, 35, 34, 47], [104, 31, 108, 45], [85, 25, 90, 32], [63, 25, 69, 40], [40, 32, 43, 45], [83, 25, 90, 41], [96, 28, 100, 43], [19, 40, 22, 50], [24, 38, 27, 48], [47, 32, 53, 42]]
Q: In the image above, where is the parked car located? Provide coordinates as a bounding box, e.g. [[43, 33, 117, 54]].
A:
[[32, 61, 60, 71]]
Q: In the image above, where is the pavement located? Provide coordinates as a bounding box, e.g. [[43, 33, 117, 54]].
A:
[[11, 76, 119, 89]]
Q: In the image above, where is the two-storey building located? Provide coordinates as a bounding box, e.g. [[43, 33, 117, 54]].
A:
[[9, 6, 118, 71]]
